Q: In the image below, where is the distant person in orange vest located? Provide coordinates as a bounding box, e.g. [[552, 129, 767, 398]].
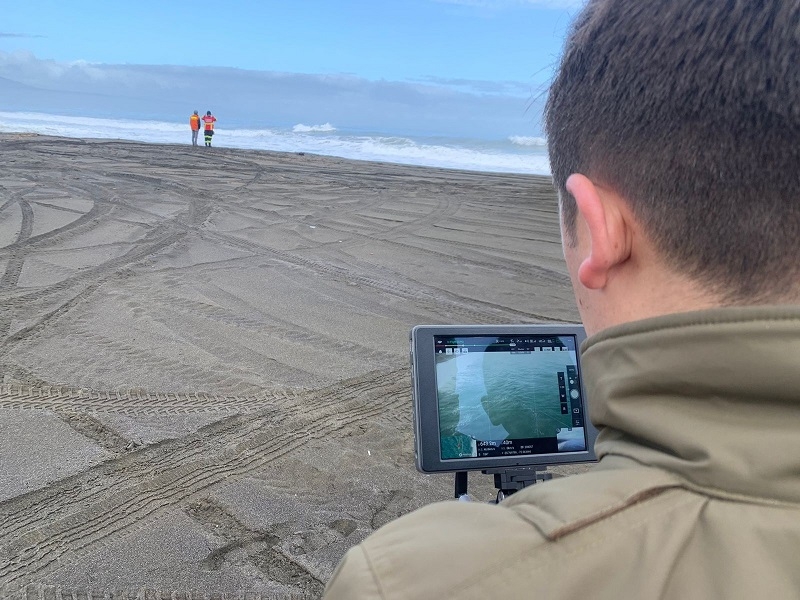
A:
[[189, 110, 202, 146], [202, 111, 217, 147]]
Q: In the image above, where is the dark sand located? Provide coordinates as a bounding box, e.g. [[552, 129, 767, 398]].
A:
[[0, 134, 585, 598]]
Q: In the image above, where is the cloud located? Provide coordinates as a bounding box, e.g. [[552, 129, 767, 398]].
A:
[[0, 32, 45, 38], [0, 51, 546, 139], [0, 51, 175, 89], [414, 75, 535, 96]]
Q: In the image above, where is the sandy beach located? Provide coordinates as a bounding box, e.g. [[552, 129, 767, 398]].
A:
[[0, 134, 585, 599]]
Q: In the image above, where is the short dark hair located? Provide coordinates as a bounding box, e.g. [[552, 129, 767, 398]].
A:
[[546, 0, 800, 302]]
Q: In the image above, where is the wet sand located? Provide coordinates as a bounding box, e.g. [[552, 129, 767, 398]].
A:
[[0, 134, 584, 598]]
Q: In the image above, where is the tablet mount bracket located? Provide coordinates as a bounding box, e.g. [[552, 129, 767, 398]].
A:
[[454, 467, 553, 503]]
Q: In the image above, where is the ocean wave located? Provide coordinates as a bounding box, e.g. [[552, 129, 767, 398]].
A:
[[3, 111, 550, 175], [509, 135, 546, 147], [292, 123, 336, 133]]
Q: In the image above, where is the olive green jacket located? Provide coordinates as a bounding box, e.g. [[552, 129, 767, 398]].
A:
[[324, 307, 800, 599]]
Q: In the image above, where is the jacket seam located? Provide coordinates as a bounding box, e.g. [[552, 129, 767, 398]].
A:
[[508, 467, 683, 538], [546, 484, 681, 539], [360, 545, 388, 600], [599, 453, 800, 509]]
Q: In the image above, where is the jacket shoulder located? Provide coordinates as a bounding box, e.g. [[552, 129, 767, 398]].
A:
[[324, 465, 683, 599], [504, 463, 681, 539]]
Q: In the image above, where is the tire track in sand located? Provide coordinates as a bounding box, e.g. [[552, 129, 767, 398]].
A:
[[0, 384, 305, 415], [203, 228, 559, 324], [0, 195, 36, 339], [0, 369, 408, 589]]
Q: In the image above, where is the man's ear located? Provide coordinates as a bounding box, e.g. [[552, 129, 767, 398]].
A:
[[565, 174, 631, 290]]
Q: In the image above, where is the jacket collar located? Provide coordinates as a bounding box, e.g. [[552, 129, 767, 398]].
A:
[[582, 306, 800, 504]]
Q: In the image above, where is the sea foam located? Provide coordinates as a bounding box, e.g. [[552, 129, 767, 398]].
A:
[[292, 123, 337, 133]]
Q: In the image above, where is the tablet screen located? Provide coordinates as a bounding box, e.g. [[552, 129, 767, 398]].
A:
[[434, 334, 586, 461]]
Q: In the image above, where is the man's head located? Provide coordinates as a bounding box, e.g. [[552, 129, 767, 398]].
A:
[[207, 111, 212, 116], [194, 110, 198, 115], [547, 0, 800, 333]]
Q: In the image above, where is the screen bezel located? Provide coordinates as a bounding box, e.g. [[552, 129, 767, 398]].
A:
[[411, 324, 598, 473]]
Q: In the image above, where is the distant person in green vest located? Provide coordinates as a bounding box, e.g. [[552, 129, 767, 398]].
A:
[[202, 111, 217, 147], [189, 110, 201, 146]]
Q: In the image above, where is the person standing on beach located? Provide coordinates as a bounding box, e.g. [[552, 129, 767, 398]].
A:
[[324, 0, 800, 598], [202, 111, 217, 147], [189, 110, 201, 146]]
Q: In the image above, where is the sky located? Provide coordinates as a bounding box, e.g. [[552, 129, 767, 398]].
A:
[[0, 0, 585, 139]]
